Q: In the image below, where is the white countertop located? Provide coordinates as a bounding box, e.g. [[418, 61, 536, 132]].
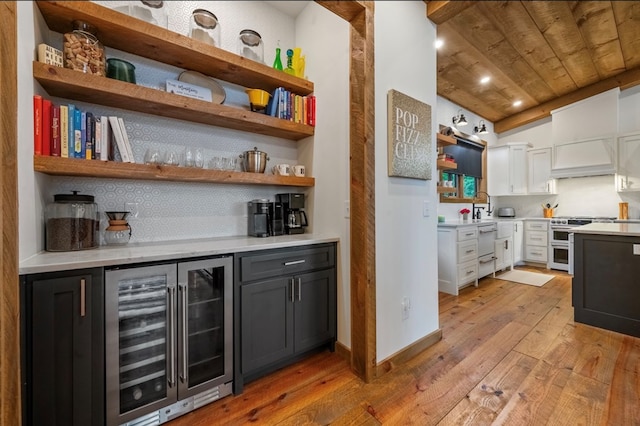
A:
[[19, 234, 340, 275], [571, 223, 640, 237]]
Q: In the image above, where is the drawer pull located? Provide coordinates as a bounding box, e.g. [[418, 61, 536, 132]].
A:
[[465, 232, 474, 236], [465, 249, 475, 254], [466, 270, 474, 275], [284, 259, 306, 266], [80, 278, 86, 317]]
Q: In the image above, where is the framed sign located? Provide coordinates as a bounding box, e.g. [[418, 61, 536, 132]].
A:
[[387, 89, 432, 180]]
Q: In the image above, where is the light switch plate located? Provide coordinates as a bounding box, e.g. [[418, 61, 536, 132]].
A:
[[633, 244, 640, 255], [422, 201, 430, 217]]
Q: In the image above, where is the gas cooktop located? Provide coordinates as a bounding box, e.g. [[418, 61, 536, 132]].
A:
[[550, 216, 616, 226]]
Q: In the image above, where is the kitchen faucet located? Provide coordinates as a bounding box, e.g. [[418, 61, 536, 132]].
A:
[[472, 191, 492, 219]]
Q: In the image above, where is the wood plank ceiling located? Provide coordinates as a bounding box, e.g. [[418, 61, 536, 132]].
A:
[[427, 1, 640, 133]]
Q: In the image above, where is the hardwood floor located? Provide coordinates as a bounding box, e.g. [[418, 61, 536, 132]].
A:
[[169, 266, 640, 425]]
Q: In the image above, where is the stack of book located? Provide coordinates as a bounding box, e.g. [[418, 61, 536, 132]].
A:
[[438, 153, 456, 163], [266, 87, 316, 126], [33, 95, 135, 163]]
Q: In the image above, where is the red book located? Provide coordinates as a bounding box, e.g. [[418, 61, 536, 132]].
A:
[[42, 99, 52, 156], [33, 95, 42, 155], [51, 104, 61, 156]]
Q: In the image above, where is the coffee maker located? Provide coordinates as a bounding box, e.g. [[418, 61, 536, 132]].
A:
[[276, 193, 308, 234], [247, 199, 272, 237]]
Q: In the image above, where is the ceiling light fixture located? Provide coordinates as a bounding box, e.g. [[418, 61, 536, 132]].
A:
[[474, 120, 489, 135], [513, 100, 522, 107], [435, 38, 444, 49], [480, 76, 490, 84], [452, 109, 468, 127]]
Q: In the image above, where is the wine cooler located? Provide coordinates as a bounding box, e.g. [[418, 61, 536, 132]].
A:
[[105, 257, 233, 426]]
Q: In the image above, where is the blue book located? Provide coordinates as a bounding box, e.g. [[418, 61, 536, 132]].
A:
[[80, 111, 87, 159], [67, 104, 75, 157], [73, 107, 82, 158], [267, 87, 280, 117]]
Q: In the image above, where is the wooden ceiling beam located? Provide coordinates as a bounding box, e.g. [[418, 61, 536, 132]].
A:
[[426, 1, 475, 24], [494, 66, 640, 134]]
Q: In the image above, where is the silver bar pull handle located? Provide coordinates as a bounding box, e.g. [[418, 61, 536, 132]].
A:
[[80, 278, 86, 317], [168, 286, 176, 388], [290, 278, 295, 302], [297, 278, 302, 301], [284, 259, 306, 266], [179, 284, 188, 384]]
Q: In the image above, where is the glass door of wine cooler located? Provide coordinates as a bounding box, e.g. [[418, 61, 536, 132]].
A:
[[105, 264, 177, 426], [177, 257, 233, 399]]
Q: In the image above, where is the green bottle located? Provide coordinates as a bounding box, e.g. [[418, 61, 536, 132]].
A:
[[273, 47, 283, 71], [284, 49, 295, 75]]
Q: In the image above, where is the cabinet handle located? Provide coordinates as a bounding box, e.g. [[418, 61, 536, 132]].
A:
[[290, 278, 295, 303], [505, 240, 509, 250], [297, 278, 302, 302], [179, 284, 188, 384], [80, 278, 86, 317], [466, 270, 474, 275], [515, 223, 518, 232], [465, 232, 474, 236], [168, 286, 176, 388], [546, 182, 550, 192], [465, 249, 475, 254], [284, 259, 305, 266]]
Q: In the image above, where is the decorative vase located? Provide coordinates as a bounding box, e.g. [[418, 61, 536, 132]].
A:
[[462, 213, 469, 221]]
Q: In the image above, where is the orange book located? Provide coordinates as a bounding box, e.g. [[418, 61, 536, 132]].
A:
[[42, 99, 52, 156], [33, 95, 43, 155]]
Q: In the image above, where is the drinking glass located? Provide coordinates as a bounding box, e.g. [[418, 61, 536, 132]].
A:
[[194, 148, 204, 168], [184, 147, 195, 167]]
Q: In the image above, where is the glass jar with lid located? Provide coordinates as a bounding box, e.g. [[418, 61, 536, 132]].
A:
[[63, 20, 106, 76], [129, 1, 168, 29], [237, 29, 264, 63], [45, 191, 99, 252], [189, 9, 220, 47]]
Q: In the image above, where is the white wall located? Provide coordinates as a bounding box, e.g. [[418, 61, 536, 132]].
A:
[[294, 4, 351, 348], [375, 1, 439, 362]]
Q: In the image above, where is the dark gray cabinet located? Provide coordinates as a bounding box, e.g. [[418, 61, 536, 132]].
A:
[[21, 268, 104, 426], [234, 243, 336, 393], [573, 233, 640, 337]]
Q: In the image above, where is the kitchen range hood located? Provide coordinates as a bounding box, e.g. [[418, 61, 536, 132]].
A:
[[550, 136, 616, 179]]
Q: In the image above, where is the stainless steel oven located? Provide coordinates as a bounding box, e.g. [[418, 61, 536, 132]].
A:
[[549, 217, 614, 272], [105, 256, 233, 426]]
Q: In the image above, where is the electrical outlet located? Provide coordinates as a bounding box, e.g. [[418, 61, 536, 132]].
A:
[[125, 202, 139, 218], [402, 297, 411, 320]]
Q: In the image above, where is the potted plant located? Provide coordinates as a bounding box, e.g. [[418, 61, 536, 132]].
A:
[[459, 208, 470, 221]]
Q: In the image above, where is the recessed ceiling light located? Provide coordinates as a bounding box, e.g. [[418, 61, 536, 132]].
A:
[[480, 76, 490, 84], [435, 39, 444, 49], [513, 100, 522, 107]]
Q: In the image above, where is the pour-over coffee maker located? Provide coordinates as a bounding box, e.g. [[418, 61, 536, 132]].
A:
[[104, 211, 132, 245], [276, 193, 308, 234]]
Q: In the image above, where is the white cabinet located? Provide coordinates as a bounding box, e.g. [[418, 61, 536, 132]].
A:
[[488, 143, 530, 196], [495, 222, 514, 272], [616, 132, 640, 192], [528, 147, 556, 194], [495, 238, 513, 272], [513, 220, 524, 265], [523, 220, 548, 263], [437, 226, 478, 296]]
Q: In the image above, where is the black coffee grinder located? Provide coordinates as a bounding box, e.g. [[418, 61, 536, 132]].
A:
[[276, 193, 308, 234]]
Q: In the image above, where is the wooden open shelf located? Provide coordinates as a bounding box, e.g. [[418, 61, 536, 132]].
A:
[[34, 62, 313, 141], [36, 1, 313, 96], [437, 159, 458, 170], [33, 156, 315, 187], [437, 133, 456, 146], [437, 185, 457, 194]]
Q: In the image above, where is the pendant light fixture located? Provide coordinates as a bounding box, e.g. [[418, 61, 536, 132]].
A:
[[474, 120, 488, 135]]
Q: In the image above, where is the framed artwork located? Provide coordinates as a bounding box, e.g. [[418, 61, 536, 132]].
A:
[[387, 89, 432, 180]]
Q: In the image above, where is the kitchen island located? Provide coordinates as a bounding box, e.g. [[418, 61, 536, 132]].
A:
[[572, 223, 640, 337]]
